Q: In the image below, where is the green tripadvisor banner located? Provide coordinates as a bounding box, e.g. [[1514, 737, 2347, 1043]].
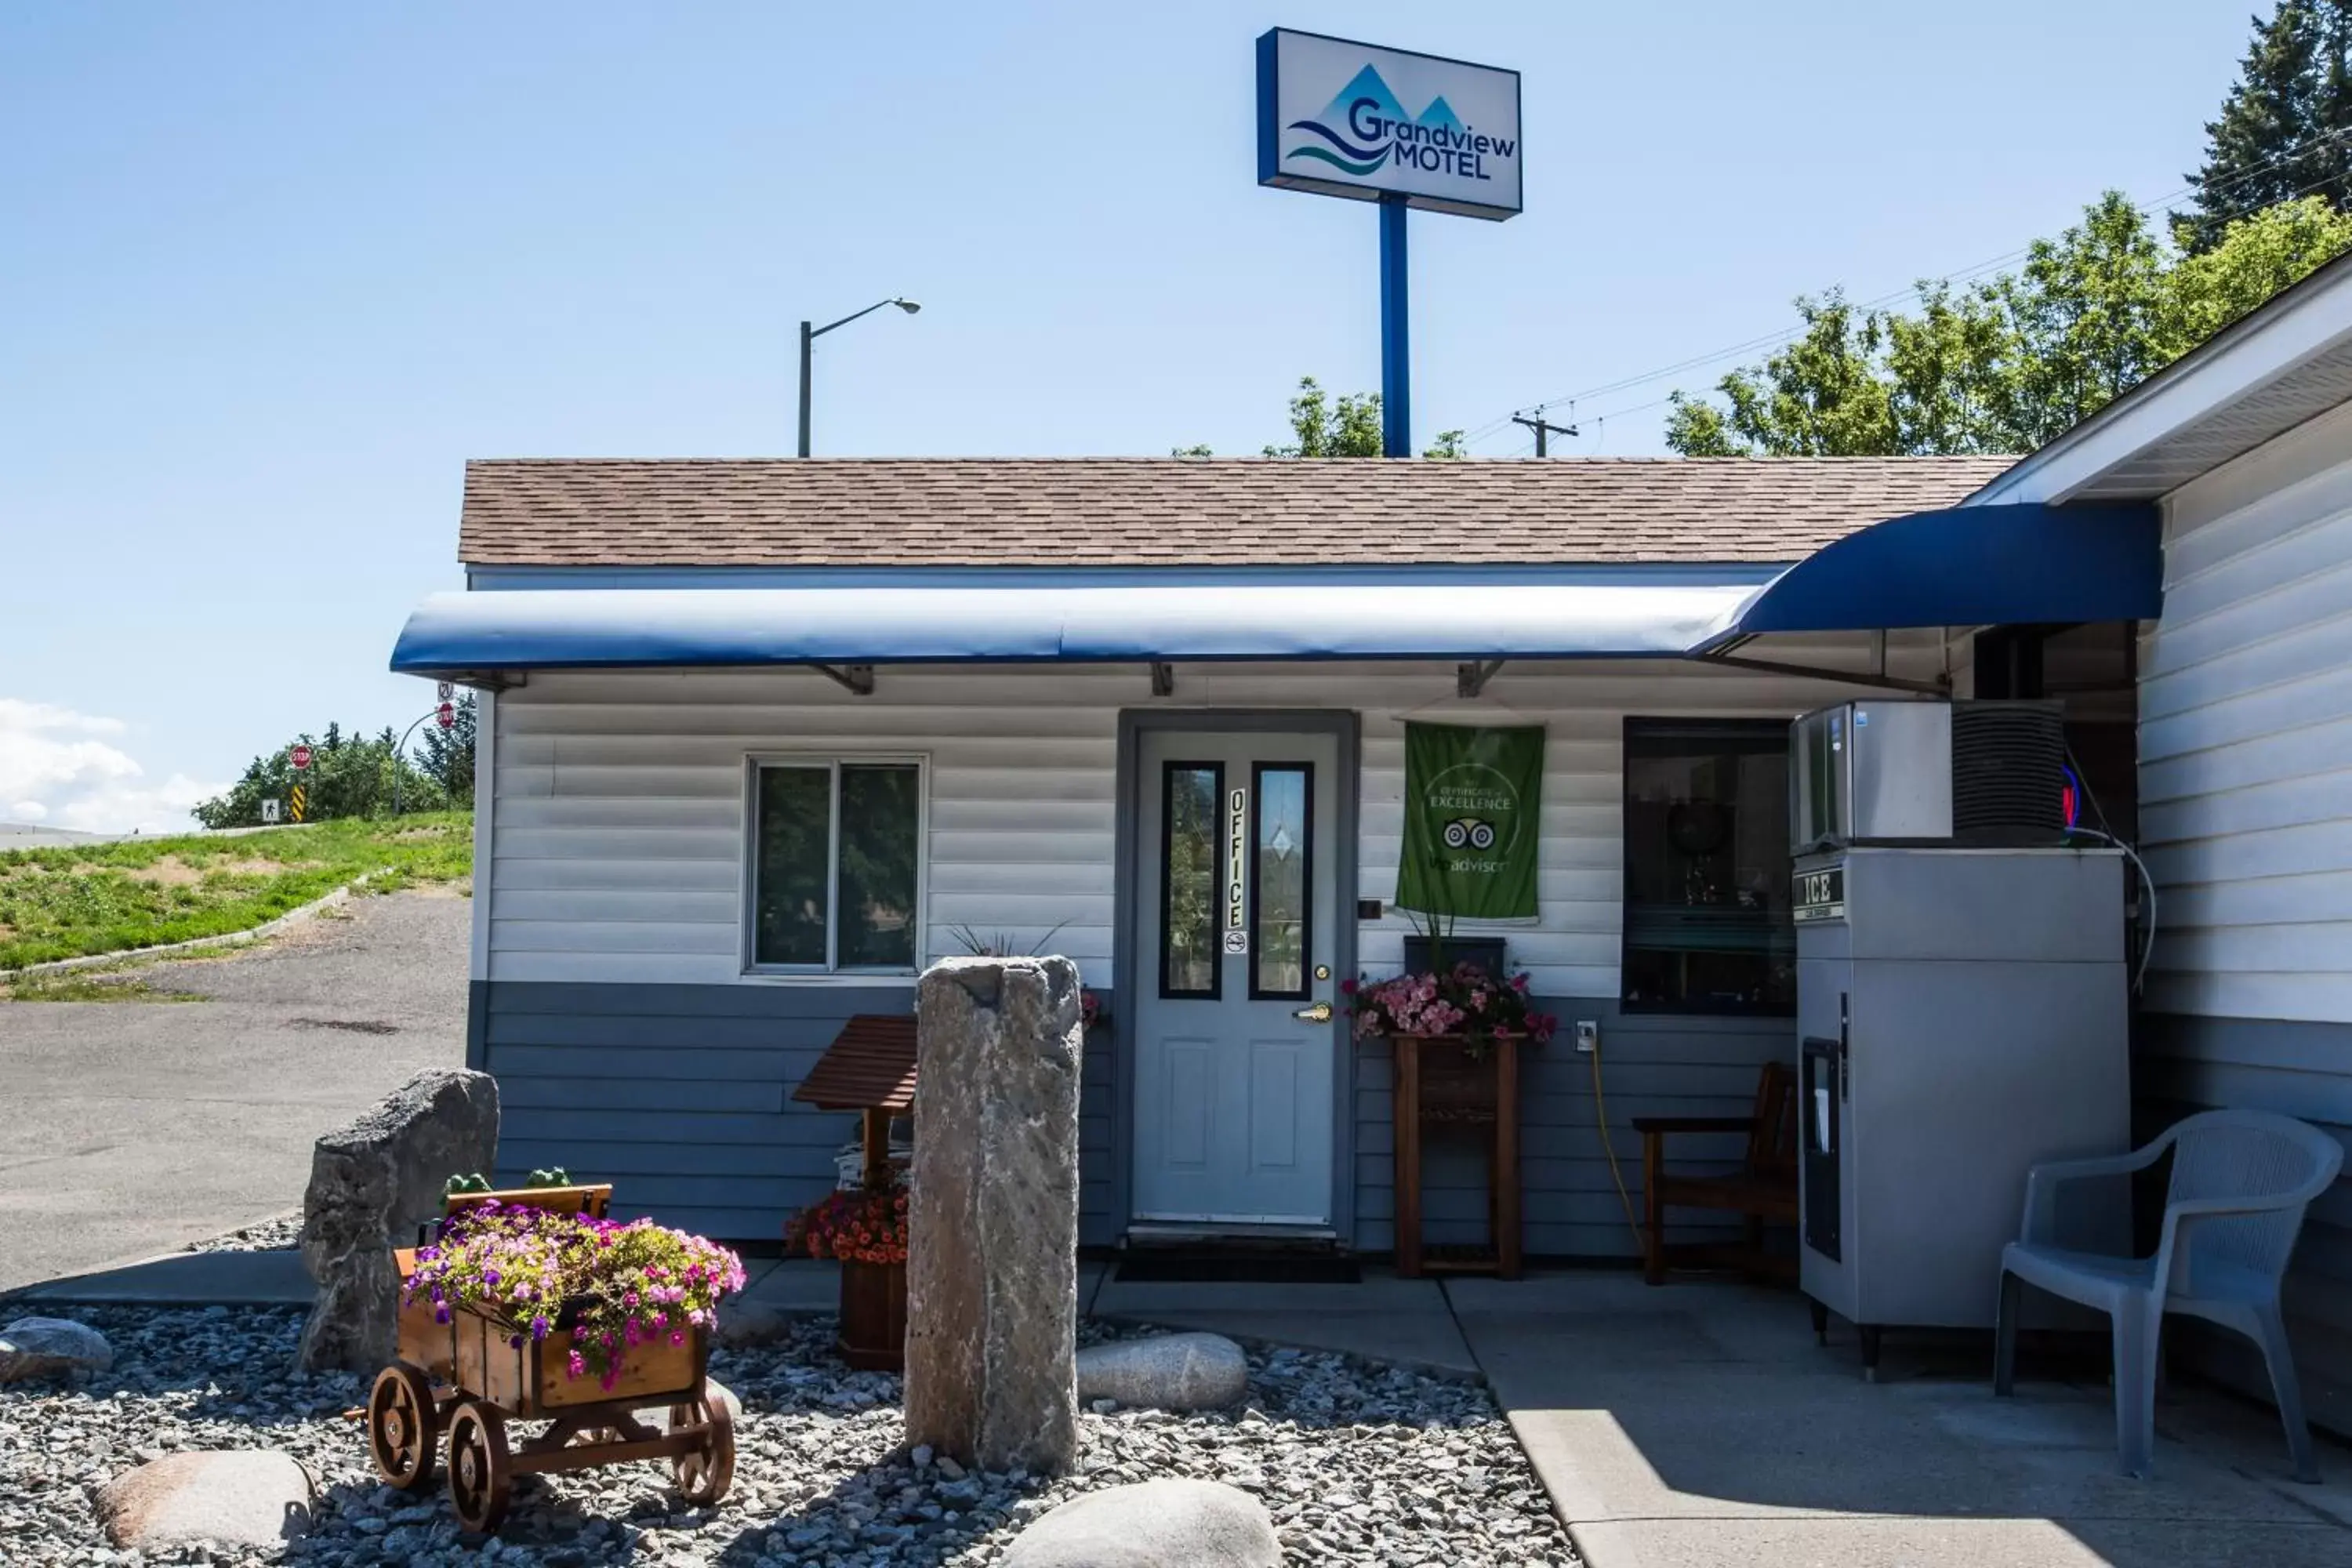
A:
[[1396, 722, 1544, 920]]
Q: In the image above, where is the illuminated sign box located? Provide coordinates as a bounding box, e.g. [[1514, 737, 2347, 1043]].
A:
[[1256, 27, 1523, 221]]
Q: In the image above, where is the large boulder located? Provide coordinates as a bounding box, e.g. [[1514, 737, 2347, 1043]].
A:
[[0, 1316, 113, 1382], [96, 1450, 314, 1551], [1076, 1332, 1249, 1413], [903, 956, 1083, 1475], [294, 1067, 498, 1372], [1000, 1479, 1280, 1568]]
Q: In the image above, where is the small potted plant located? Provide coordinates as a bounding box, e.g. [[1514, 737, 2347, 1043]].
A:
[[1345, 959, 1555, 1117], [948, 921, 1110, 1033], [786, 1180, 909, 1370]]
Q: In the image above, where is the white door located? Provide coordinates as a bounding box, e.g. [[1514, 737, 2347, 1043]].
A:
[[1131, 730, 1340, 1228]]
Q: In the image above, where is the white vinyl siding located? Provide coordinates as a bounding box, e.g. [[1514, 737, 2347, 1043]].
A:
[[2140, 397, 2352, 1025], [485, 641, 1944, 992]]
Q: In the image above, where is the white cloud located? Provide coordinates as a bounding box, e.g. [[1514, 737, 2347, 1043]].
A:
[[0, 698, 227, 834]]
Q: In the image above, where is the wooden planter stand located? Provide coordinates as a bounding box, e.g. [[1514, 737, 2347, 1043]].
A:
[[795, 1015, 920, 1374], [368, 1184, 734, 1534], [1389, 1033, 1523, 1279], [837, 1258, 909, 1370]]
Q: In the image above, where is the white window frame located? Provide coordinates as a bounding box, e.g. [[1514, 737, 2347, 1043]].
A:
[[742, 752, 930, 978]]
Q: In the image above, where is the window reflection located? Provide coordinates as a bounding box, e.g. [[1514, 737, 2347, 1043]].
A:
[[1163, 764, 1220, 996], [1254, 765, 1309, 998]]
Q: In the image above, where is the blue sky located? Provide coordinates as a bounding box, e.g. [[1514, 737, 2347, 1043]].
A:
[[0, 2, 2253, 829]]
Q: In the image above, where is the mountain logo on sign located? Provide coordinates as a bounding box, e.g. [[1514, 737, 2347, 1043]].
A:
[[1285, 64, 1512, 181]]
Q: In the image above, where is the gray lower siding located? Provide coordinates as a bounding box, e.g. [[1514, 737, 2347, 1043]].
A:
[[473, 982, 1791, 1261], [2137, 1011, 2352, 1438], [470, 981, 1120, 1247], [1355, 999, 1798, 1258]]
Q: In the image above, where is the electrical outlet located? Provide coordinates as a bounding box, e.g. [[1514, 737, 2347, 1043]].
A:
[[1575, 1019, 1599, 1054]]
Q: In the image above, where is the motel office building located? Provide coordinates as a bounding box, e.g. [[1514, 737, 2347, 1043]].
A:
[[398, 254, 2352, 1432]]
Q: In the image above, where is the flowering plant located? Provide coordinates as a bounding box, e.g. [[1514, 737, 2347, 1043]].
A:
[[1344, 960, 1557, 1047], [786, 1180, 909, 1265], [402, 1201, 746, 1389]]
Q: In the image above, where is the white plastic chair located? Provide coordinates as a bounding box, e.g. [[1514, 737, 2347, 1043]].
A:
[[1993, 1109, 2343, 1482]]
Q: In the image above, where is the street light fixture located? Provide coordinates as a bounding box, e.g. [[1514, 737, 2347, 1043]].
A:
[[798, 297, 920, 457]]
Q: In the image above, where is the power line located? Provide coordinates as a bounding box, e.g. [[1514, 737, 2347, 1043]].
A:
[[1471, 126, 2352, 452]]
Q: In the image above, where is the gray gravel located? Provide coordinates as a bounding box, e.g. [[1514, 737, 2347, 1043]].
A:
[[0, 890, 467, 1292], [0, 1308, 1577, 1566], [186, 1214, 305, 1255]]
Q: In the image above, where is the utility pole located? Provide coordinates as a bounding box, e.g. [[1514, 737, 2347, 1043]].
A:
[[1511, 410, 1580, 457]]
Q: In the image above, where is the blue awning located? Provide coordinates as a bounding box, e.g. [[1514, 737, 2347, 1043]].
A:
[[1704, 500, 2161, 645], [389, 578, 1770, 677]]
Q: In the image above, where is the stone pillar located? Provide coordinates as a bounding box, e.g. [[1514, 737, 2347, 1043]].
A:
[[295, 1068, 499, 1373], [904, 956, 1083, 1474]]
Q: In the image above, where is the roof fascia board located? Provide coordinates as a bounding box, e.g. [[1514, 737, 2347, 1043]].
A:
[[463, 561, 1794, 592], [1968, 253, 2352, 507]]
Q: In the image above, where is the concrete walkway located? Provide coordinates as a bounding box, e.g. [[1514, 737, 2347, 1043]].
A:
[[1452, 1272, 2352, 1568]]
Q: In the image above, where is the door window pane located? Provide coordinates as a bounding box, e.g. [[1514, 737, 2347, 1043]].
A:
[[838, 764, 920, 968], [1252, 764, 1311, 998], [753, 767, 830, 966], [1621, 721, 1795, 1014], [1162, 763, 1221, 997]]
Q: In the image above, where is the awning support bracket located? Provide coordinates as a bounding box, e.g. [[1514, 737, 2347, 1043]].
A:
[[1693, 649, 1949, 696], [1457, 659, 1506, 699], [1150, 661, 1175, 697], [813, 663, 875, 695]]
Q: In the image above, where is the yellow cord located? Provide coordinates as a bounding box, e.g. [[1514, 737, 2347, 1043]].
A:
[[1588, 1035, 1648, 1253]]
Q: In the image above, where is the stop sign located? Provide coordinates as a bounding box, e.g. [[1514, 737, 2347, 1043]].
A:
[[437, 702, 455, 730], [290, 743, 313, 771]]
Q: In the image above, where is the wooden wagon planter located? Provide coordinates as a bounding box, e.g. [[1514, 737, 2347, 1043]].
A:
[[364, 1183, 735, 1533]]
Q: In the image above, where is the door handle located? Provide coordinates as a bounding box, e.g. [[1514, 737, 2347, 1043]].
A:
[[1293, 1001, 1333, 1023]]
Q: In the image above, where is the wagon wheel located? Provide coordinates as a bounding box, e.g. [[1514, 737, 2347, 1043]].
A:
[[667, 1390, 735, 1507], [446, 1399, 514, 1534], [365, 1362, 439, 1490]]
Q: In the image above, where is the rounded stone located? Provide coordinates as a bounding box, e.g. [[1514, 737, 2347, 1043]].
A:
[[1076, 1331, 1249, 1413], [96, 1449, 315, 1551], [0, 1316, 114, 1382], [1000, 1479, 1280, 1567]]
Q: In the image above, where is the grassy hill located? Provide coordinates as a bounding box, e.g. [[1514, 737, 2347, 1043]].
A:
[[0, 813, 472, 971]]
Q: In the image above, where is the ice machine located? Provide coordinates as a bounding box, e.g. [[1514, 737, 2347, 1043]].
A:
[[1790, 697, 2132, 1377]]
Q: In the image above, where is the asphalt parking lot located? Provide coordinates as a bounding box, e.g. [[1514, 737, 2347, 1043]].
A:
[[0, 889, 468, 1294]]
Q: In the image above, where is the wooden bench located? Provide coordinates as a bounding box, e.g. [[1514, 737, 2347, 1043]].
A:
[[1632, 1061, 1798, 1285]]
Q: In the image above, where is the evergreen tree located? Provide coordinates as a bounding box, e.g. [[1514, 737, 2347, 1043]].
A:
[[2181, 3, 2352, 252], [417, 693, 479, 808]]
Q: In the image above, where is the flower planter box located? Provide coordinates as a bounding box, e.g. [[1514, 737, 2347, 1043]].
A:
[[371, 1189, 739, 1534], [404, 1298, 705, 1416], [837, 1257, 907, 1371]]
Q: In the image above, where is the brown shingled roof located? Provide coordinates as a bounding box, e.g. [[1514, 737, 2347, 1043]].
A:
[[459, 456, 2016, 569]]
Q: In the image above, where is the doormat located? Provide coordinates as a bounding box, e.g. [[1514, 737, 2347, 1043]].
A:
[[1113, 1254, 1363, 1284]]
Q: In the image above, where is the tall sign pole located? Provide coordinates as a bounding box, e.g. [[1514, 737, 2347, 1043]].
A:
[[1258, 28, 1523, 459], [1380, 197, 1410, 456]]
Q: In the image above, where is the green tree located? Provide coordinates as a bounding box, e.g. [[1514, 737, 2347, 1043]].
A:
[[1179, 376, 1467, 459], [2180, 3, 2352, 252], [1664, 194, 2352, 456], [194, 724, 453, 828], [417, 693, 479, 808]]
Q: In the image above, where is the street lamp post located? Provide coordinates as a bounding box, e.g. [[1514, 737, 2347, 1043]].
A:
[[797, 297, 920, 457]]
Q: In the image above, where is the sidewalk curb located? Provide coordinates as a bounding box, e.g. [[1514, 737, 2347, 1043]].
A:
[[0, 872, 382, 982]]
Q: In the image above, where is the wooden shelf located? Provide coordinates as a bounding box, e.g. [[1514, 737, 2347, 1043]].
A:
[[1388, 1033, 1523, 1281]]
